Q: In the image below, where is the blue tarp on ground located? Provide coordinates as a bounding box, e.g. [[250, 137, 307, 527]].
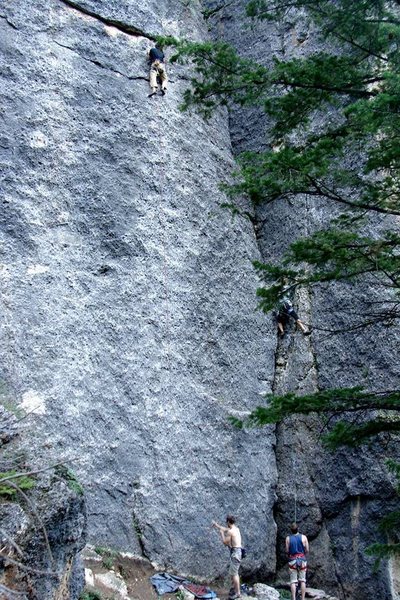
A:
[[150, 572, 217, 598], [150, 573, 187, 595]]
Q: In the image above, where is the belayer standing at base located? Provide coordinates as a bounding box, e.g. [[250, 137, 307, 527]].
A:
[[286, 523, 309, 600], [148, 43, 168, 97], [212, 515, 242, 599]]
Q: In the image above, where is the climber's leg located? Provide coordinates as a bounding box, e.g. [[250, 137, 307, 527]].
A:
[[159, 64, 168, 93], [149, 66, 158, 96]]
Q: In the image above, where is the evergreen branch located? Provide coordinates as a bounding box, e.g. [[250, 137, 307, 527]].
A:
[[324, 419, 400, 447], [202, 1, 235, 20], [0, 459, 80, 484], [377, 509, 400, 532], [4, 480, 54, 565], [273, 79, 380, 98], [310, 313, 400, 337], [365, 543, 400, 560], [248, 0, 393, 61], [0, 529, 24, 557], [231, 388, 400, 447], [0, 553, 58, 577], [0, 584, 27, 597], [328, 30, 390, 63], [247, 388, 400, 422], [307, 178, 400, 216]]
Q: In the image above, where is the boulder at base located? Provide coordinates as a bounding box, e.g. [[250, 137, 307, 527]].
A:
[[253, 583, 280, 600]]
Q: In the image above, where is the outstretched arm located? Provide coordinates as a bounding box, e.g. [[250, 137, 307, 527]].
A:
[[212, 521, 231, 546]]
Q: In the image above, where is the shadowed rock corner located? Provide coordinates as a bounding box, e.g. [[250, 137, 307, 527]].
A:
[[0, 406, 86, 599]]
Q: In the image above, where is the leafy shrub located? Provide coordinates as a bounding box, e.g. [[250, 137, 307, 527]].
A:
[[93, 546, 118, 570], [0, 471, 35, 498], [79, 591, 102, 600], [55, 465, 84, 495]]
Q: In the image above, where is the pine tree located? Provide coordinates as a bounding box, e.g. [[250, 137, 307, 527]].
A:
[[160, 0, 400, 560], [160, 0, 400, 324]]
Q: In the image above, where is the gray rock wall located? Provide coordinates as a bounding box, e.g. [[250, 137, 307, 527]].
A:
[[0, 0, 277, 580], [0, 407, 86, 600], [2, 0, 398, 595], [204, 1, 400, 598]]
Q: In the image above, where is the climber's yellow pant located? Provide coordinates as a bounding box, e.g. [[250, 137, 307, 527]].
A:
[[149, 61, 168, 91]]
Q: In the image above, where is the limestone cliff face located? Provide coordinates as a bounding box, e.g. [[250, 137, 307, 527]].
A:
[[1, 0, 399, 598], [0, 0, 277, 581], [205, 2, 400, 599]]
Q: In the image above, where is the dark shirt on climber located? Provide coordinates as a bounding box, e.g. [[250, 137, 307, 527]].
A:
[[149, 47, 165, 63], [288, 533, 306, 558]]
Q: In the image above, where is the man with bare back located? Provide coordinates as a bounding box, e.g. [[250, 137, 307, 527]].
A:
[[212, 515, 242, 599]]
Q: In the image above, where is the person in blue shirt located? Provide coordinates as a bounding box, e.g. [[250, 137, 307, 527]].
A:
[[148, 43, 168, 97], [285, 523, 309, 600]]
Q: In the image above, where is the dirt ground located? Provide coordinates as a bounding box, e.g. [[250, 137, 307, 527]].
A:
[[84, 554, 227, 600]]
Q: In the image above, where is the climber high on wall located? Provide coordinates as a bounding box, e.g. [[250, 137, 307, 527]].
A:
[[148, 42, 168, 97]]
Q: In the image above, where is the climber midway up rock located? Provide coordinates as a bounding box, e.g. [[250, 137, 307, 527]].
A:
[[212, 515, 242, 599], [286, 523, 309, 600], [148, 42, 168, 97], [276, 296, 310, 337]]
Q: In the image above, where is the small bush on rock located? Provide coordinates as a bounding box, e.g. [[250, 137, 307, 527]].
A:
[[0, 470, 35, 498], [55, 464, 84, 495], [93, 546, 118, 570], [79, 591, 102, 600]]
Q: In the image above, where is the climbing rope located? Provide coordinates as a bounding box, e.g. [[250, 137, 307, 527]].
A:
[[292, 451, 298, 523], [155, 92, 172, 388]]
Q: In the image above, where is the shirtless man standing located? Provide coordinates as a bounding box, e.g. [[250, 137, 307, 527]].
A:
[[212, 515, 242, 599]]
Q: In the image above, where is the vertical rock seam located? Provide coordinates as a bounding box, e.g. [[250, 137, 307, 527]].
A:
[[202, 1, 400, 598]]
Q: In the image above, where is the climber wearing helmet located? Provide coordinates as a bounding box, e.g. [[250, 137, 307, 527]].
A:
[[276, 297, 310, 336]]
